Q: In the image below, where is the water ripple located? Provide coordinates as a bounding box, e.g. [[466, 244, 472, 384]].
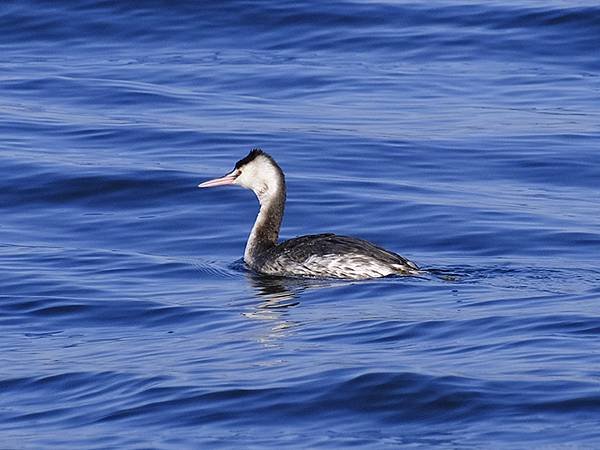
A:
[[2, 1, 600, 448]]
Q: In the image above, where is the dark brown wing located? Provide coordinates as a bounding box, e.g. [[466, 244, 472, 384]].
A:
[[271, 233, 418, 269]]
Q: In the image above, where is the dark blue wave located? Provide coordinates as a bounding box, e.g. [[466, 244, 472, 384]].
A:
[[2, 368, 599, 447], [2, 1, 599, 69], [0, 166, 191, 209]]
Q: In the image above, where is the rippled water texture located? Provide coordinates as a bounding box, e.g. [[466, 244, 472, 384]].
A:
[[1, 1, 600, 448]]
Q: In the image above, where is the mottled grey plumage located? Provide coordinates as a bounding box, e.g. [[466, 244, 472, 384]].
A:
[[254, 233, 419, 279], [199, 148, 419, 279]]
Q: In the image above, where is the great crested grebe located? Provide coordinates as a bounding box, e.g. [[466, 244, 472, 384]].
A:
[[199, 149, 419, 279]]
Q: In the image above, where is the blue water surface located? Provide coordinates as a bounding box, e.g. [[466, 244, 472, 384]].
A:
[[1, 1, 600, 448]]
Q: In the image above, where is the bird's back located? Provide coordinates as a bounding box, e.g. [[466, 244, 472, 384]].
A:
[[252, 233, 419, 279]]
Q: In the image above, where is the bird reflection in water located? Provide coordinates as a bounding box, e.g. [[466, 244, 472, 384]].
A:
[[244, 273, 303, 312], [242, 273, 340, 344], [240, 274, 299, 345]]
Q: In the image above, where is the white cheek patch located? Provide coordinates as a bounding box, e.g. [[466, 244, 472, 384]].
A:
[[236, 158, 281, 202]]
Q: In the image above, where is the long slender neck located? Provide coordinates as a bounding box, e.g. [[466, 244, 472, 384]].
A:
[[244, 178, 286, 266]]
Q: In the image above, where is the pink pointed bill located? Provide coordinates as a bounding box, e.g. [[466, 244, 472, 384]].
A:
[[198, 173, 237, 188]]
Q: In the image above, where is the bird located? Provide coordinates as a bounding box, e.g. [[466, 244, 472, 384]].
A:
[[198, 148, 419, 279]]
